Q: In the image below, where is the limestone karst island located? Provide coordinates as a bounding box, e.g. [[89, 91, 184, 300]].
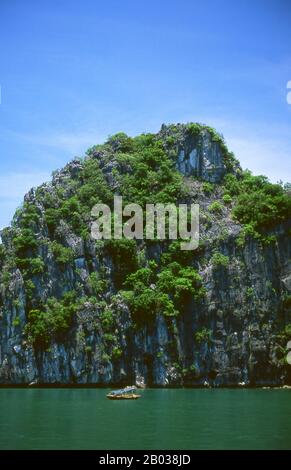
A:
[[0, 123, 290, 387]]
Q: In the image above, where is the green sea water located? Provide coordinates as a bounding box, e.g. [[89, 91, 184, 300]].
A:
[[0, 388, 290, 450]]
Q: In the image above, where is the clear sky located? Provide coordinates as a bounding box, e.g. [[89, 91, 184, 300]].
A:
[[0, 0, 291, 229]]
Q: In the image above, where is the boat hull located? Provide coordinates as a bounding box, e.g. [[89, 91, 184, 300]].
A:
[[106, 394, 141, 400]]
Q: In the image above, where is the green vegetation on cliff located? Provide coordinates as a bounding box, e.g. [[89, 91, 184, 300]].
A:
[[123, 261, 205, 322], [224, 172, 291, 233], [0, 122, 290, 356]]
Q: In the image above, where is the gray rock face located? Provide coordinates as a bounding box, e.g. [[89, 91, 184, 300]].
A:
[[0, 219, 290, 387], [158, 124, 237, 182], [282, 274, 291, 292], [176, 130, 226, 182]]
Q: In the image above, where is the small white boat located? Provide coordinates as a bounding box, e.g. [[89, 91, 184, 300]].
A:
[[106, 386, 141, 400]]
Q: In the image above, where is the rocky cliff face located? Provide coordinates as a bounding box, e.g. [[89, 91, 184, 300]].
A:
[[0, 123, 290, 386], [159, 123, 233, 182]]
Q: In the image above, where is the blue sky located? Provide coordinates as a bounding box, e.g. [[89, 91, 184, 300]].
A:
[[0, 0, 291, 229]]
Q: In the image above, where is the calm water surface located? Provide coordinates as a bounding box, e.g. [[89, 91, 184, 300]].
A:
[[0, 388, 290, 450]]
